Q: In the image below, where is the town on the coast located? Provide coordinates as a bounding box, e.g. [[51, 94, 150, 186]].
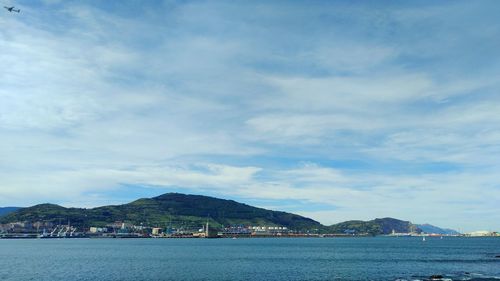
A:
[[0, 220, 296, 239], [1, 220, 498, 239], [1, 193, 498, 239]]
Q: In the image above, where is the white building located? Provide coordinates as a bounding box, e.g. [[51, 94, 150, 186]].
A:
[[152, 228, 163, 235], [466, 230, 494, 237]]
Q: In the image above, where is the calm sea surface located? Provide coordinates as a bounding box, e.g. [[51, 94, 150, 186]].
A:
[[0, 237, 499, 281]]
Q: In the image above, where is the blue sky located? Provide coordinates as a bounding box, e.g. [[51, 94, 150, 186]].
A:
[[1, 0, 500, 232]]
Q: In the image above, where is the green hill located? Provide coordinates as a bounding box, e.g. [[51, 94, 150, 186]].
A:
[[0, 193, 322, 231], [373, 217, 420, 234], [328, 217, 421, 235], [328, 220, 381, 235], [0, 193, 429, 235]]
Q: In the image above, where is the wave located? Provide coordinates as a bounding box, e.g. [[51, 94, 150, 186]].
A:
[[394, 272, 500, 281]]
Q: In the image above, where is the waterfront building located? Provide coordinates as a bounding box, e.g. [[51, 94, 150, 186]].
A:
[[220, 225, 252, 237], [465, 231, 498, 237], [89, 227, 108, 233], [152, 228, 163, 236], [248, 225, 290, 236], [388, 229, 418, 237]]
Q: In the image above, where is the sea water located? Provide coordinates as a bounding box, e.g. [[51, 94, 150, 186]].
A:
[[0, 237, 499, 281]]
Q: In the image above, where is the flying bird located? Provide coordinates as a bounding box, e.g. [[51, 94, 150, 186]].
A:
[[4, 6, 20, 13]]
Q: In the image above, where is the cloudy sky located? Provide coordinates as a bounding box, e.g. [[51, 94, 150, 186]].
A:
[[1, 0, 500, 231]]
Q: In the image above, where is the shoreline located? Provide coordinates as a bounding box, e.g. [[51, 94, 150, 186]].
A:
[[0, 234, 491, 240]]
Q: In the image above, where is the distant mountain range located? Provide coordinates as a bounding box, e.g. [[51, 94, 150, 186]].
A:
[[0, 193, 458, 235], [416, 224, 460, 235]]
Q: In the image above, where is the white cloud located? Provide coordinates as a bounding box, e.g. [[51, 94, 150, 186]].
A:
[[0, 1, 499, 232], [312, 45, 397, 74]]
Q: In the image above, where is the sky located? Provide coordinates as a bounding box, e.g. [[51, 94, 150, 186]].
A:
[[1, 0, 500, 232]]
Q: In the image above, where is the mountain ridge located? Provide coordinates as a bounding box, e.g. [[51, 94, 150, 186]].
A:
[[0, 193, 322, 231], [0, 193, 447, 235], [416, 223, 460, 235]]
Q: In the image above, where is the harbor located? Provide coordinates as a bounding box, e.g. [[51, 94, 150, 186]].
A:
[[2, 220, 497, 239]]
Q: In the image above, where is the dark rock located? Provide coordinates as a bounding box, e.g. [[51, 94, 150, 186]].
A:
[[429, 275, 444, 280]]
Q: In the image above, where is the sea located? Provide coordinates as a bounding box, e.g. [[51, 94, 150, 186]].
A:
[[0, 237, 499, 281]]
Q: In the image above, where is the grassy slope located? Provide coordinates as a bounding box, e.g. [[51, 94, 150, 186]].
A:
[[0, 194, 421, 234], [0, 193, 322, 231]]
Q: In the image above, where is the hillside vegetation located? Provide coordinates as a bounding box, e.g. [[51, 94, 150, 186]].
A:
[[327, 218, 420, 235], [0, 193, 425, 235], [0, 193, 322, 231]]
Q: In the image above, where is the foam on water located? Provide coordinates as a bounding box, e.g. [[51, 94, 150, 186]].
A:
[[394, 272, 500, 281]]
